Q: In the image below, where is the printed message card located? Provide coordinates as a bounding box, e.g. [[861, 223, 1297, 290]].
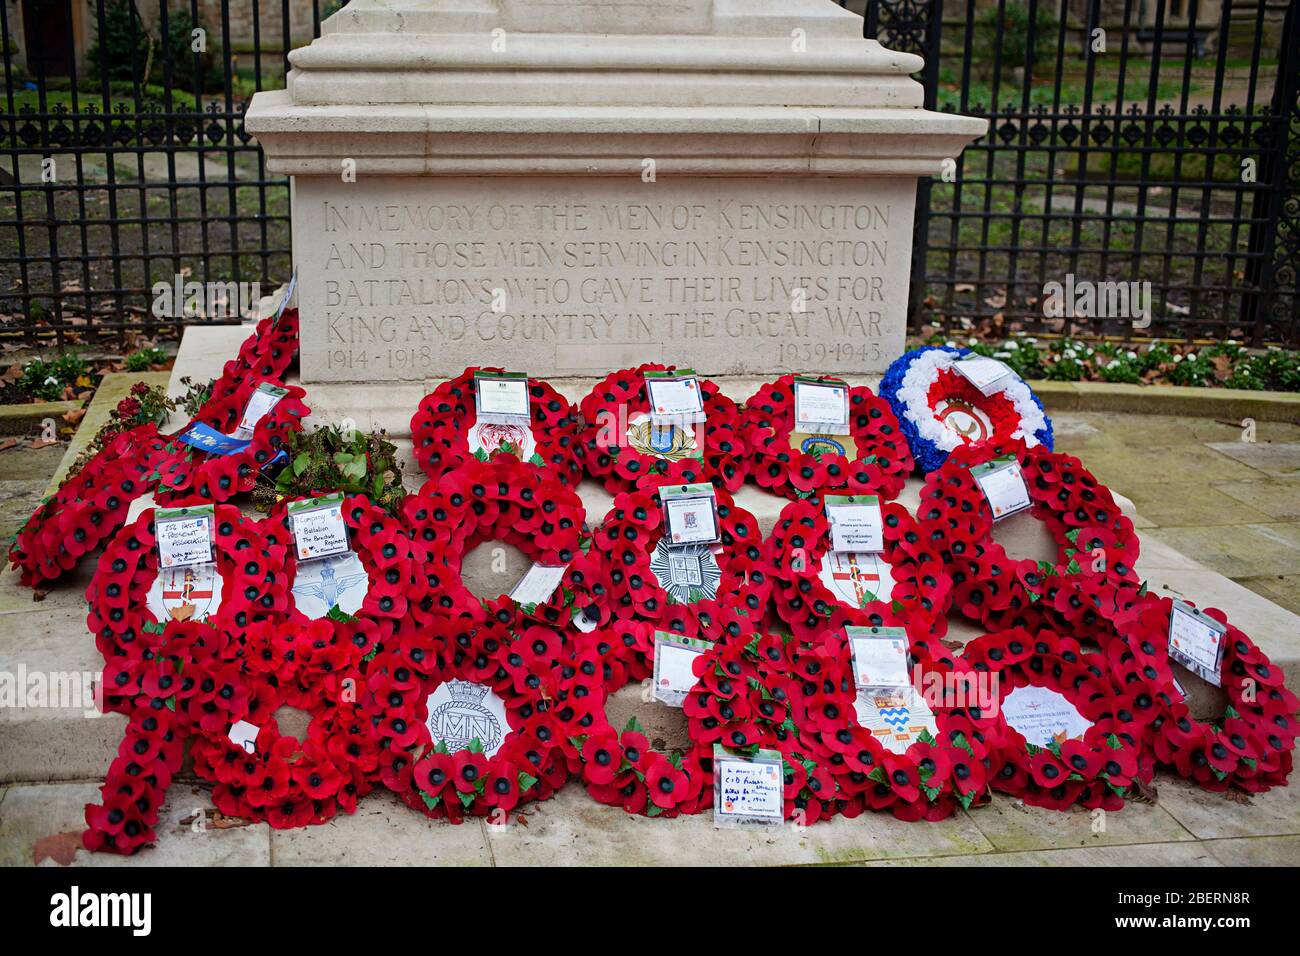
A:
[[1168, 600, 1227, 686], [474, 371, 532, 426], [846, 626, 911, 691], [793, 376, 850, 435], [824, 494, 884, 554], [661, 483, 721, 546], [954, 354, 1015, 395], [644, 370, 706, 424], [970, 455, 1031, 520], [235, 382, 288, 439], [509, 563, 568, 607], [652, 632, 712, 707]]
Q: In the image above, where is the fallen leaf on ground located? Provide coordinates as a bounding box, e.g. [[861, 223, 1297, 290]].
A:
[[0, 437, 18, 452], [1224, 789, 1253, 806], [33, 590, 48, 602], [62, 407, 86, 426], [178, 808, 253, 830], [32, 831, 82, 866], [30, 438, 59, 449], [1131, 777, 1159, 804]]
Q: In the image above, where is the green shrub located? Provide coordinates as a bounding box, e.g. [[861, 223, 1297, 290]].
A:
[[124, 346, 168, 372], [17, 353, 90, 401], [88, 0, 223, 94], [972, 1, 1059, 81]]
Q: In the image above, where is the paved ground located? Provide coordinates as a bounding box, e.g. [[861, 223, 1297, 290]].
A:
[[1051, 412, 1300, 617], [0, 406, 1297, 866]]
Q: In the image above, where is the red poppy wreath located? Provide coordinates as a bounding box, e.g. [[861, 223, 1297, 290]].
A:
[[683, 626, 862, 825], [962, 628, 1147, 811], [153, 377, 310, 505], [577, 364, 749, 494], [87, 504, 286, 697], [84, 702, 188, 855], [740, 375, 914, 502], [917, 440, 1141, 641], [410, 366, 583, 486], [764, 497, 953, 648], [1105, 592, 1296, 793], [555, 630, 712, 818], [806, 634, 1006, 821], [365, 614, 570, 821], [211, 309, 300, 402], [187, 619, 380, 829], [9, 422, 170, 586], [591, 478, 771, 643], [10, 309, 300, 589], [404, 456, 609, 631], [262, 494, 430, 640]]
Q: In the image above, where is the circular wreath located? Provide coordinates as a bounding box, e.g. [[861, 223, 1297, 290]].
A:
[[963, 628, 1146, 811], [365, 614, 570, 821], [1105, 593, 1297, 793], [186, 617, 380, 828], [85, 612, 381, 853], [154, 377, 310, 505], [404, 457, 607, 631], [554, 630, 711, 817], [880, 345, 1053, 473], [917, 440, 1140, 640], [9, 422, 169, 586], [682, 625, 874, 825], [577, 363, 749, 494], [802, 634, 1006, 821], [263, 494, 430, 640], [87, 504, 286, 686], [410, 366, 583, 486], [764, 497, 953, 646], [592, 477, 771, 641], [739, 375, 914, 501]]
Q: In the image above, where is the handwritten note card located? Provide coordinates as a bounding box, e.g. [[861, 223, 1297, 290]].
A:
[[288, 494, 351, 562], [713, 746, 784, 829]]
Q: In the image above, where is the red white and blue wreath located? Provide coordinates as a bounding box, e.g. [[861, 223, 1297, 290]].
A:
[[880, 345, 1053, 472]]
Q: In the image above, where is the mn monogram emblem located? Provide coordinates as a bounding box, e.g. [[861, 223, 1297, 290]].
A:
[[426, 680, 504, 754]]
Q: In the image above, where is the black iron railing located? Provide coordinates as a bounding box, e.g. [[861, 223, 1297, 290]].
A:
[[1, 0, 1296, 347]]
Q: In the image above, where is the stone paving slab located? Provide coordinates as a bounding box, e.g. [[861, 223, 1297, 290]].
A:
[[1150, 523, 1300, 580], [1116, 482, 1274, 528], [1155, 775, 1300, 842], [0, 603, 124, 784], [1205, 441, 1300, 479], [960, 795, 1196, 852], [0, 781, 271, 867], [1199, 834, 1300, 866], [859, 842, 1222, 866], [1235, 574, 1300, 617], [270, 791, 493, 866], [482, 786, 996, 867], [1210, 480, 1300, 522]]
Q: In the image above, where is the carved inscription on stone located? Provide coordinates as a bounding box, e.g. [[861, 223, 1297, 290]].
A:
[[294, 176, 913, 382]]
